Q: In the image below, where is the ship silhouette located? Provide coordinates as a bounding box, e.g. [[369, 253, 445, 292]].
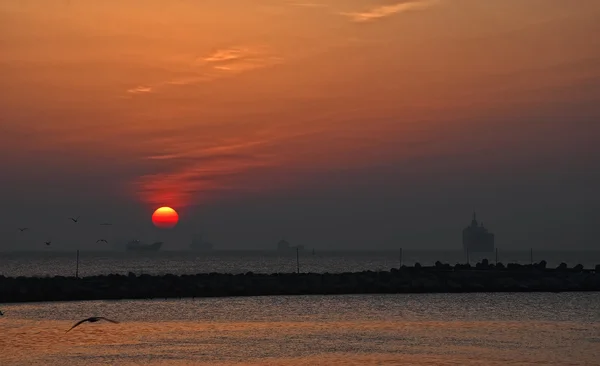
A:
[[190, 235, 213, 251], [126, 240, 163, 252], [462, 212, 495, 252]]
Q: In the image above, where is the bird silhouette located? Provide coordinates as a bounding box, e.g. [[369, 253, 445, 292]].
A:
[[45, 240, 51, 246], [68, 216, 80, 223], [18, 227, 29, 232], [66, 317, 119, 333], [96, 239, 108, 243]]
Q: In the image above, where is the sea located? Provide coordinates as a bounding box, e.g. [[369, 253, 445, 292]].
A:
[[1, 293, 599, 365], [0, 250, 598, 277]]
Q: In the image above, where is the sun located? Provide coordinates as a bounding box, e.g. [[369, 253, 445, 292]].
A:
[[152, 207, 179, 229]]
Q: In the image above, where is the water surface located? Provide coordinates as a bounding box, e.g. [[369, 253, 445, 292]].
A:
[[1, 293, 599, 365]]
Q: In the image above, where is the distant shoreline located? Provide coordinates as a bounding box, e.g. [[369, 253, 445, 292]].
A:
[[1, 262, 598, 304]]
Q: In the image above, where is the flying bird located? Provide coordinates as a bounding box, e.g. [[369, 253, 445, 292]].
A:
[[18, 227, 29, 232], [68, 216, 80, 223], [45, 240, 51, 246], [66, 317, 119, 333], [96, 239, 108, 243]]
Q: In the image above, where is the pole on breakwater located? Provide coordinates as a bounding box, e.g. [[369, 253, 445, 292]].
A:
[[495, 248, 498, 266], [296, 246, 300, 274], [399, 247, 403, 268], [75, 250, 79, 278], [530, 248, 533, 265]]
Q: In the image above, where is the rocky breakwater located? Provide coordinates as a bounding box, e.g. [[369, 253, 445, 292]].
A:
[[0, 260, 598, 303]]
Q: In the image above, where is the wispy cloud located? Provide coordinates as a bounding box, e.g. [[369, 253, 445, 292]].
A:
[[133, 136, 278, 207], [290, 2, 330, 8], [164, 75, 216, 86], [127, 86, 153, 94], [136, 161, 271, 206], [200, 46, 283, 73], [132, 126, 322, 207], [342, 0, 438, 23], [202, 47, 249, 63], [126, 46, 282, 95]]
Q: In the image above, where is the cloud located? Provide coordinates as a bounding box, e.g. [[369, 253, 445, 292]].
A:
[[200, 46, 283, 73], [342, 0, 437, 23], [290, 2, 330, 8], [165, 75, 216, 86], [125, 46, 282, 95], [127, 86, 153, 94], [202, 47, 249, 63], [133, 132, 282, 207], [213, 58, 282, 72], [132, 125, 325, 208]]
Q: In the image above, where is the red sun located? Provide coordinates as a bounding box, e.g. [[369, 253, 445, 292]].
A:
[[152, 207, 179, 229]]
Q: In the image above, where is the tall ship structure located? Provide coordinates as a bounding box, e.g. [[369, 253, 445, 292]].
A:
[[462, 212, 494, 252]]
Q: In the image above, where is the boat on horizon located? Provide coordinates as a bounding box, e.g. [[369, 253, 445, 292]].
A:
[[190, 235, 213, 251], [126, 240, 163, 252]]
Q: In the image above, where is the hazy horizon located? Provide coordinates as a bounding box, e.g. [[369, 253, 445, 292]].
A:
[[1, 0, 599, 251], [4, 246, 600, 253]]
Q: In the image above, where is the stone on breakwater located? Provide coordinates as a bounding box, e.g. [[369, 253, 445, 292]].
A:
[[0, 262, 598, 304]]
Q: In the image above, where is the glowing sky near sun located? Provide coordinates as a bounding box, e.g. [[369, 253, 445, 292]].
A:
[[1, 0, 599, 249]]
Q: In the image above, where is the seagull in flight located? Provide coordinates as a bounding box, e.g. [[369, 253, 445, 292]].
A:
[[96, 239, 108, 243], [68, 216, 80, 223], [66, 317, 119, 333], [18, 227, 29, 232], [45, 240, 52, 246]]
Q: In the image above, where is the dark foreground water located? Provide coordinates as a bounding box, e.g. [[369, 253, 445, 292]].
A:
[[0, 250, 598, 277], [1, 293, 599, 365]]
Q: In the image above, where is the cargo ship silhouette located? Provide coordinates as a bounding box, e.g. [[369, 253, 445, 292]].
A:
[[126, 240, 163, 252]]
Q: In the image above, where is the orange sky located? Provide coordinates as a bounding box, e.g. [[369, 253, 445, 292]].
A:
[[1, 0, 600, 248]]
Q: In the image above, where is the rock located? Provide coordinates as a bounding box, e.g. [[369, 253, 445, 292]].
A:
[[447, 280, 462, 291], [0, 263, 597, 303]]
